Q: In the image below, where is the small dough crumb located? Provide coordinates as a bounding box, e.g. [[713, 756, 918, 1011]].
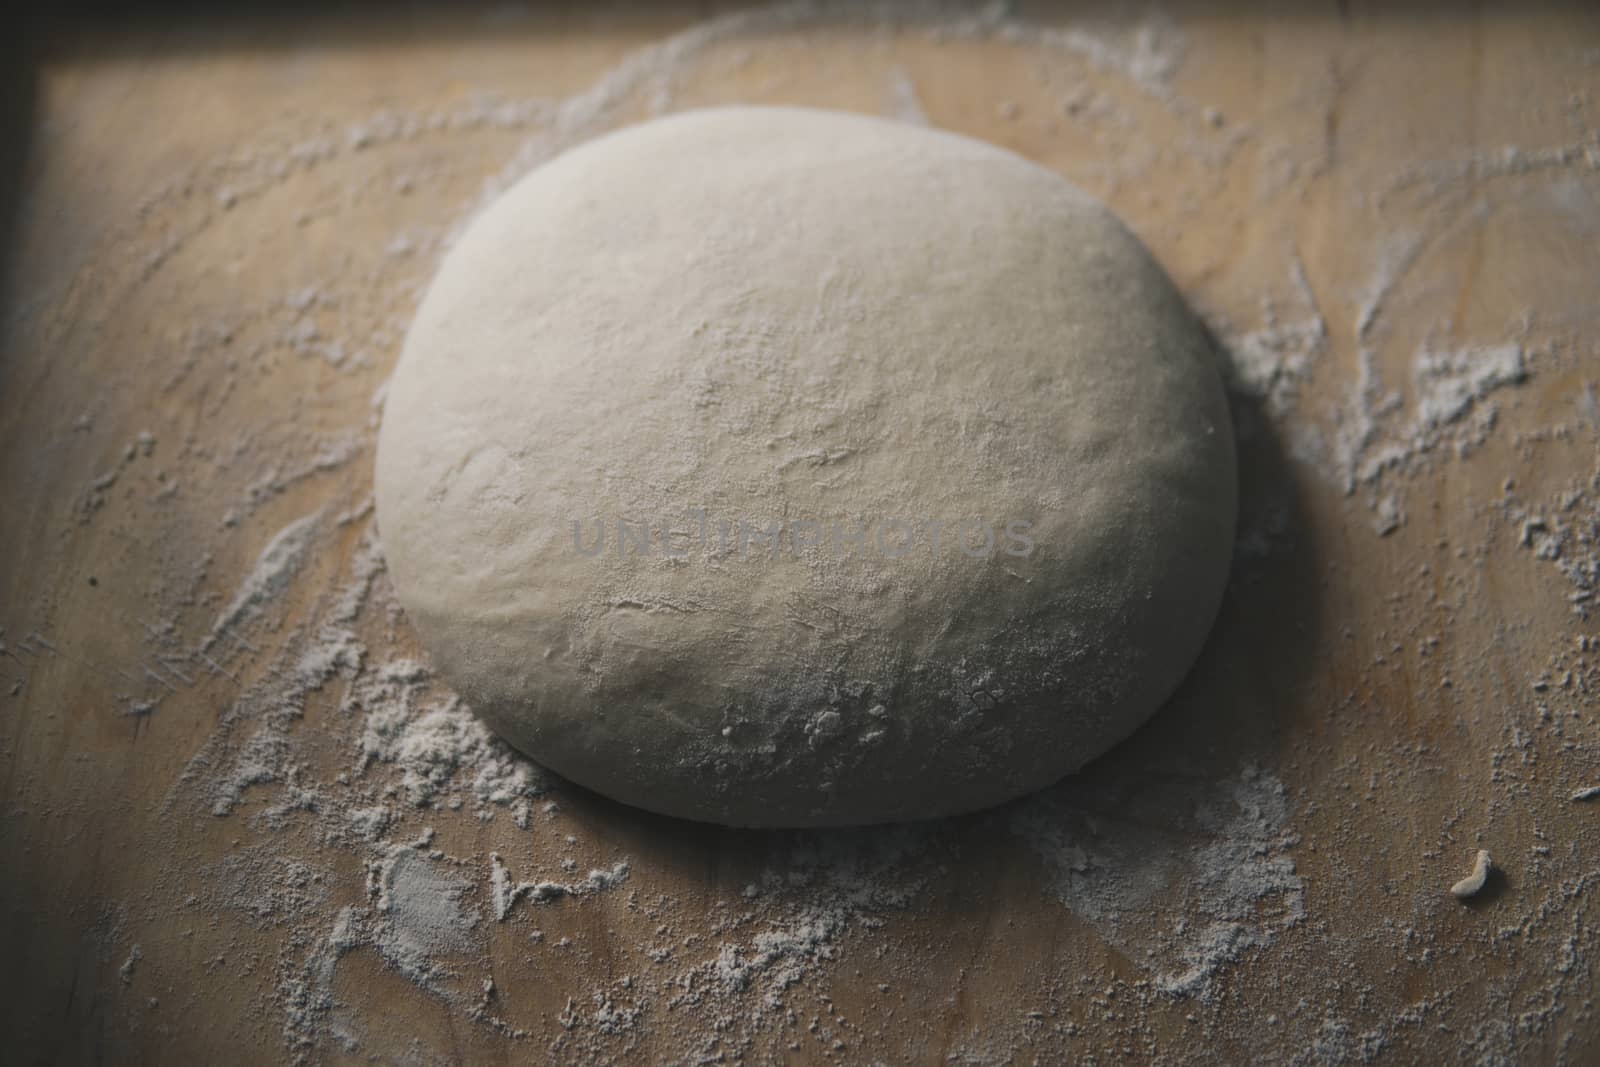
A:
[[1450, 849, 1493, 900]]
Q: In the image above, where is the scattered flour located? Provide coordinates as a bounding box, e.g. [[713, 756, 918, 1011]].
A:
[[203, 509, 322, 652], [359, 693, 545, 811], [1505, 452, 1600, 618], [1331, 338, 1532, 499], [119, 944, 142, 986], [370, 845, 481, 983], [1013, 765, 1304, 999], [230, 431, 365, 523], [885, 67, 929, 125], [1213, 251, 1328, 419], [1414, 343, 1527, 432], [490, 854, 631, 921]]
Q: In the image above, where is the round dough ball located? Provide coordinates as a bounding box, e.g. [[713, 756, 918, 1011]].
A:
[[375, 106, 1236, 827]]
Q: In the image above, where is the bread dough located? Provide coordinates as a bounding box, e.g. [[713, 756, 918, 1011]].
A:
[[375, 106, 1236, 827]]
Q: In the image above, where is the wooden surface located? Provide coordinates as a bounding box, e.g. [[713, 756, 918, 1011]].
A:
[[2, 4, 1598, 1063]]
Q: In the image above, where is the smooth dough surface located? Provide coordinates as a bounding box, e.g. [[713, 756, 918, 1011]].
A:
[[375, 106, 1237, 827]]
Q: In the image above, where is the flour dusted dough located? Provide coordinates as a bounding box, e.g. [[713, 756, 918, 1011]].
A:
[[375, 107, 1236, 827]]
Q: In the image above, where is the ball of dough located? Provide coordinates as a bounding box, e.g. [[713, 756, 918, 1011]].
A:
[[375, 106, 1236, 827]]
